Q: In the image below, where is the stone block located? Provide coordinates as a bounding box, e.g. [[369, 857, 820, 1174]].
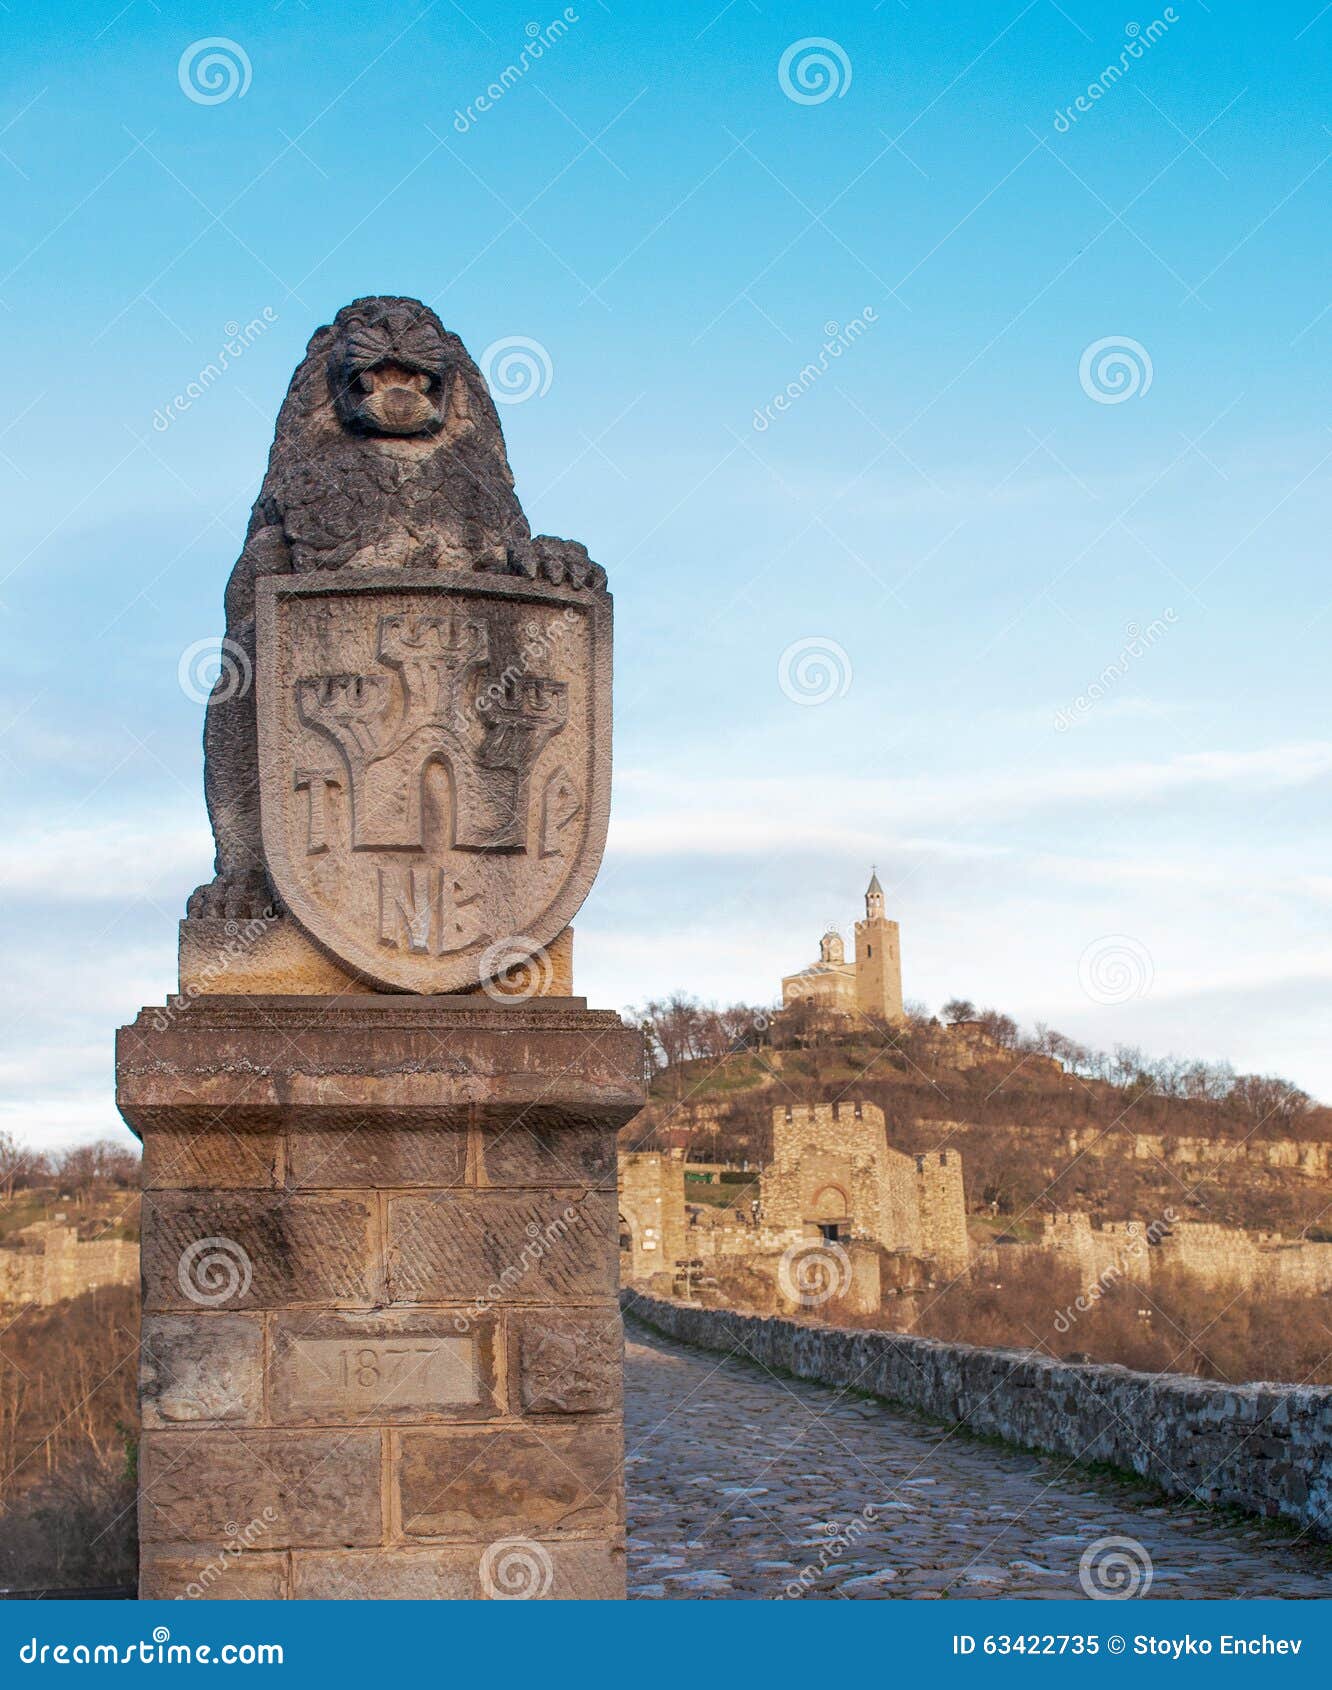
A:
[[143, 1129, 280, 1190], [141, 1191, 378, 1310], [476, 1537, 624, 1599], [477, 1122, 615, 1189], [398, 1423, 621, 1539], [140, 1313, 263, 1427], [514, 1309, 622, 1415], [387, 1191, 615, 1303], [140, 1551, 289, 1601], [292, 1548, 477, 1600], [286, 1126, 468, 1191], [270, 1311, 497, 1424], [118, 999, 645, 1139], [540, 1539, 625, 1600], [139, 1429, 382, 1548]]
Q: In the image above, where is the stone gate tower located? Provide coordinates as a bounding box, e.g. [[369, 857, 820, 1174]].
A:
[[854, 869, 903, 1022]]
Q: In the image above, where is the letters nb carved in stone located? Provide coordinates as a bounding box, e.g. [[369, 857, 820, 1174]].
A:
[[258, 570, 608, 989]]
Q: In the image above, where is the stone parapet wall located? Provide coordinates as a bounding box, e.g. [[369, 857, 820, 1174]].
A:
[[623, 1292, 1332, 1539]]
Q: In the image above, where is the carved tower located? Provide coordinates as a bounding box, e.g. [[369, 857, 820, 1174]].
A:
[[854, 868, 903, 1023]]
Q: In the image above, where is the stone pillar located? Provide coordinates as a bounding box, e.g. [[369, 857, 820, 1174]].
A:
[[117, 993, 643, 1600]]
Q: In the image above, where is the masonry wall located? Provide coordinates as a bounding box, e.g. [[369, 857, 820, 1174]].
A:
[[914, 1152, 968, 1279], [762, 1102, 916, 1249], [996, 1211, 1332, 1298], [624, 1292, 1332, 1540], [618, 1151, 689, 1281], [120, 995, 642, 1601], [853, 915, 903, 1022], [0, 1226, 138, 1307]]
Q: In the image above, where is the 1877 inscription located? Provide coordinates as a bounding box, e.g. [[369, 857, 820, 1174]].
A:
[[284, 1334, 480, 1414]]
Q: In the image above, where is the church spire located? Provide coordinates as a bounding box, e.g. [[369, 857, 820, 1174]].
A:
[[865, 866, 884, 920]]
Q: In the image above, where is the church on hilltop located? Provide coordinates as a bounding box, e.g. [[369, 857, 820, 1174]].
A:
[[780, 869, 904, 1024]]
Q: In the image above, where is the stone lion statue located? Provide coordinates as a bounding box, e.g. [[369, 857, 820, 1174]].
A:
[[188, 295, 604, 920]]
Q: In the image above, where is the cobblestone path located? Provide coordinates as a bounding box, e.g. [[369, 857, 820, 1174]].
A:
[[623, 1323, 1331, 1600]]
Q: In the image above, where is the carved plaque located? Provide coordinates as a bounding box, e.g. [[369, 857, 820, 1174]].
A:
[[256, 570, 610, 991], [280, 1334, 481, 1416]]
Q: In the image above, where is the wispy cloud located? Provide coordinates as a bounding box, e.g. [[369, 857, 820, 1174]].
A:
[[611, 741, 1332, 856], [0, 812, 211, 900]]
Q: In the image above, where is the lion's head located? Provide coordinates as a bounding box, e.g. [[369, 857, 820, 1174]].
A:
[[328, 296, 452, 437]]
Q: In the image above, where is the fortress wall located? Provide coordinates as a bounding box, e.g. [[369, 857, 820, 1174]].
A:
[[624, 1292, 1332, 1540], [0, 1226, 139, 1307], [913, 1152, 969, 1278], [619, 1152, 689, 1280]]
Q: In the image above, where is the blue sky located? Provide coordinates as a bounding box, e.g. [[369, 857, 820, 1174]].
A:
[[2, 0, 1331, 1146]]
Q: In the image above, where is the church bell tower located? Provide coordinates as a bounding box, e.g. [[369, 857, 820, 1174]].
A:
[[854, 867, 903, 1022]]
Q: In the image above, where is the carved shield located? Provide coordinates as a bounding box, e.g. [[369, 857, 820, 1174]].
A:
[[255, 570, 611, 992]]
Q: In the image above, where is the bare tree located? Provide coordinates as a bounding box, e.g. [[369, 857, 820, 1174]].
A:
[[0, 1133, 34, 1204]]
